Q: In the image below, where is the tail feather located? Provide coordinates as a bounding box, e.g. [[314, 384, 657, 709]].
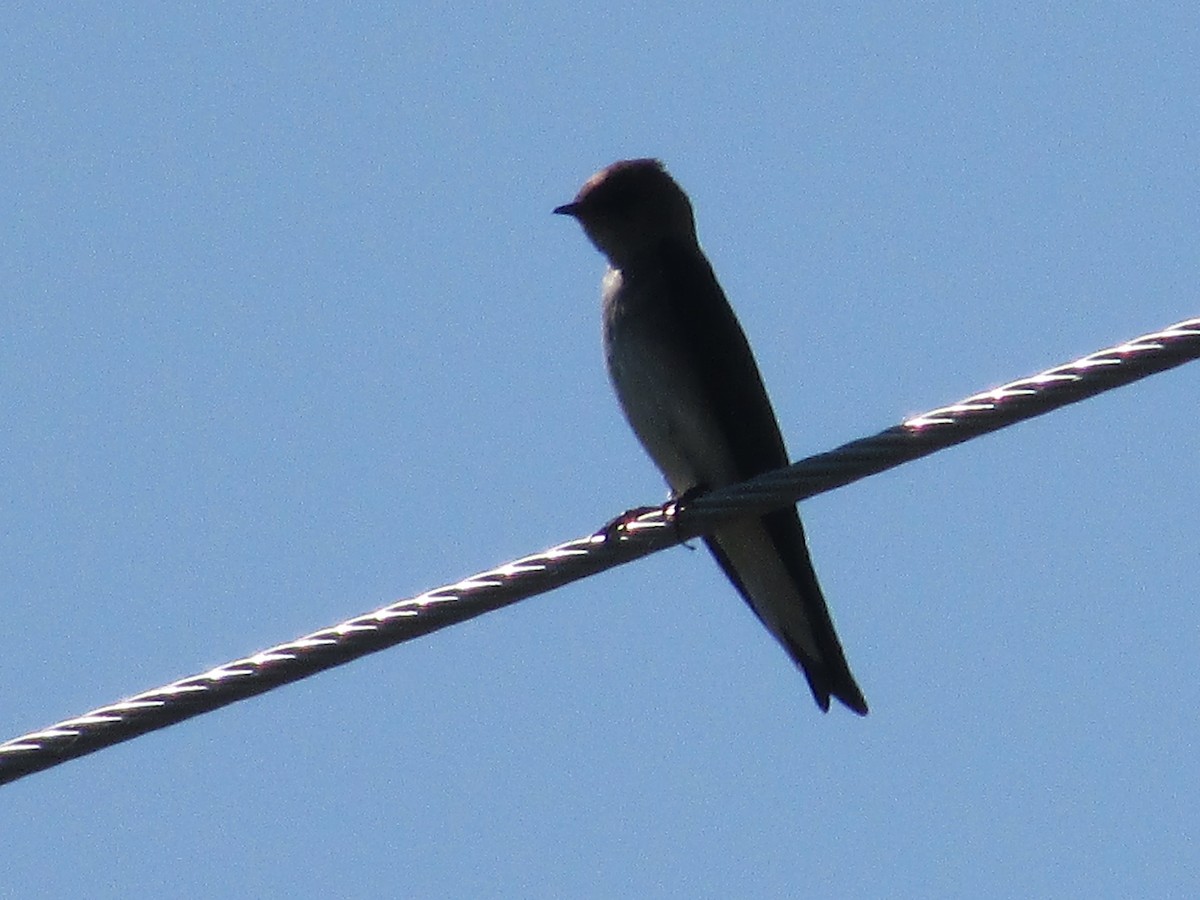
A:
[[704, 507, 868, 716]]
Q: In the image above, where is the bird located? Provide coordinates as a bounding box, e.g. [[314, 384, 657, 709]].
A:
[[555, 159, 867, 715]]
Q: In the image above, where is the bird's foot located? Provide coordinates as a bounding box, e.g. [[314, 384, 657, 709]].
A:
[[597, 505, 666, 543], [596, 484, 710, 546], [668, 484, 711, 549]]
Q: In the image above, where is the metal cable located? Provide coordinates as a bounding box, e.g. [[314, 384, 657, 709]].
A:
[[2, 316, 1197, 786]]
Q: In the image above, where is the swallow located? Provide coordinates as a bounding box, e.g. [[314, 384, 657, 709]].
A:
[[555, 159, 867, 714]]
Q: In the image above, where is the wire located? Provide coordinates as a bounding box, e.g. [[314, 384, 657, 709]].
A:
[[1, 316, 1196, 786]]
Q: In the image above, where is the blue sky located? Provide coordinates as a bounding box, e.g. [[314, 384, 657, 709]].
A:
[[3, 5, 1198, 897]]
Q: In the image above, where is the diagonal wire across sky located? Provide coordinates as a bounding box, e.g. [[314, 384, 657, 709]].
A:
[[1, 315, 1197, 787]]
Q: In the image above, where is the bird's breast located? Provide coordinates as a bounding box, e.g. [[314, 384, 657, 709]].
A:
[[602, 269, 740, 496]]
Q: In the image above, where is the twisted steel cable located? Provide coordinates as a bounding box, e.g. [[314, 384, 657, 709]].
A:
[[2, 315, 1197, 786]]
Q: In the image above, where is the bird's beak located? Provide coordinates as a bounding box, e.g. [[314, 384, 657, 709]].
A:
[[552, 202, 580, 217]]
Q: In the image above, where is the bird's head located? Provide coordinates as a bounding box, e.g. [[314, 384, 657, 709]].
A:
[[555, 159, 697, 268]]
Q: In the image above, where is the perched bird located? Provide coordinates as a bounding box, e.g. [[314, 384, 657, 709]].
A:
[[555, 159, 867, 715]]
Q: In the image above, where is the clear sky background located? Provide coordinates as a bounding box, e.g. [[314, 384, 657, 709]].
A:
[[3, 5, 1197, 898]]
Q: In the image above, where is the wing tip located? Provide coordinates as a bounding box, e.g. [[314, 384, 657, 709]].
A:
[[807, 672, 869, 716], [838, 689, 870, 716]]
